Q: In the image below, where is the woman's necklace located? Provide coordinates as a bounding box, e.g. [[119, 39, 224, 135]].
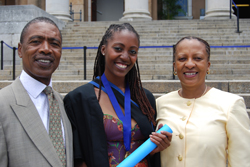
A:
[[180, 85, 207, 98]]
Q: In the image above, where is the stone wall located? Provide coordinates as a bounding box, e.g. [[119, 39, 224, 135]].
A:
[[0, 5, 65, 66]]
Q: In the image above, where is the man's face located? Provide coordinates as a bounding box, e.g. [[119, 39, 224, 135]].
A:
[[18, 22, 62, 85]]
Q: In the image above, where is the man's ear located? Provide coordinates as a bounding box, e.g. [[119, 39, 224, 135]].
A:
[[18, 43, 23, 58]]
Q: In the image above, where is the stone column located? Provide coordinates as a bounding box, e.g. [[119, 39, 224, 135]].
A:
[[46, 0, 71, 22], [187, 0, 192, 18], [120, 0, 152, 21], [204, 0, 236, 19], [88, 0, 91, 22]]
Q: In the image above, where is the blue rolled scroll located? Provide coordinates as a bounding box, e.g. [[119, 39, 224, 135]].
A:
[[117, 124, 173, 167]]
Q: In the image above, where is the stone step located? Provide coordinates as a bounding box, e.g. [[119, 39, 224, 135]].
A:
[[60, 51, 250, 58], [61, 31, 243, 37], [62, 35, 250, 41], [206, 75, 250, 80], [50, 74, 174, 80], [64, 21, 249, 26], [2, 61, 250, 73], [58, 56, 250, 61], [61, 27, 250, 32], [61, 37, 250, 44], [62, 25, 250, 30], [2, 19, 250, 81], [54, 64, 173, 70], [211, 60, 250, 64], [210, 69, 250, 75], [67, 21, 248, 27], [52, 69, 172, 75], [61, 50, 250, 56], [56, 60, 250, 68], [64, 22, 238, 27], [1, 70, 250, 81], [0, 80, 249, 93], [0, 80, 249, 109], [3, 69, 249, 77], [63, 23, 239, 28], [58, 57, 250, 62], [210, 64, 250, 68], [2, 65, 173, 72], [62, 39, 250, 45], [61, 33, 250, 40], [59, 19, 250, 81], [49, 75, 174, 81], [62, 43, 250, 48], [4, 59, 250, 69], [61, 46, 250, 52], [61, 33, 250, 39]]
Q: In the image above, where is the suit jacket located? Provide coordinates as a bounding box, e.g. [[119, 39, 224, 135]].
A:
[[0, 78, 73, 167], [64, 80, 160, 167]]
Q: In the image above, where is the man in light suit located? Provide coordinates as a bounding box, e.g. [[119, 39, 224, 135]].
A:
[[0, 17, 73, 167]]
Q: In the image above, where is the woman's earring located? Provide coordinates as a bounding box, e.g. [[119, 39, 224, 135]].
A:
[[207, 70, 210, 74], [102, 53, 105, 56], [173, 71, 177, 76]]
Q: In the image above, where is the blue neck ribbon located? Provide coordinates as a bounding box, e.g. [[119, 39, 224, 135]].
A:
[[101, 74, 131, 152], [90, 77, 139, 108]]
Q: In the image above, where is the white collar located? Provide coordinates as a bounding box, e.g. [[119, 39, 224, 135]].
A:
[[19, 70, 52, 99]]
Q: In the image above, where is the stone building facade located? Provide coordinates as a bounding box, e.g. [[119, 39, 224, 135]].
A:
[[0, 0, 241, 22]]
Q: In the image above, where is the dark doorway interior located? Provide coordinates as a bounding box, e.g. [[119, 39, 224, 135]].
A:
[[232, 0, 250, 18], [92, 0, 97, 21], [4, 0, 15, 5]]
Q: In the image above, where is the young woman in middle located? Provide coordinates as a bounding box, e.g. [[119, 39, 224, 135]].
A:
[[64, 23, 172, 167]]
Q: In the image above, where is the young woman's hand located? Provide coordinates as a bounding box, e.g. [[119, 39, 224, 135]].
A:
[[149, 123, 172, 155]]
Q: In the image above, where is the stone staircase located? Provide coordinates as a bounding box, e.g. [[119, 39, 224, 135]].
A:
[[0, 19, 250, 112], [59, 19, 250, 80], [1, 19, 250, 81]]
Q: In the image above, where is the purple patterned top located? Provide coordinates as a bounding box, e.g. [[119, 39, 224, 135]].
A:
[[103, 114, 148, 167]]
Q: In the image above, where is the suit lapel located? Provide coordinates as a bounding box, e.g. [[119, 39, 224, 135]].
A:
[[10, 78, 62, 166]]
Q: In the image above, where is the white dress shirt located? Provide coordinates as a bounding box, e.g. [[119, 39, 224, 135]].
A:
[[19, 70, 65, 141]]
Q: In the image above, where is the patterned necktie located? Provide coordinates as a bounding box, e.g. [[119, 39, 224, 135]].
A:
[[43, 86, 66, 167]]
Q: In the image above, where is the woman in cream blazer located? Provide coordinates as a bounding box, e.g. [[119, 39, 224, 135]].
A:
[[156, 36, 250, 167]]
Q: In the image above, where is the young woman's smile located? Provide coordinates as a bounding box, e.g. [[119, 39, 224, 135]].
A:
[[101, 30, 139, 83]]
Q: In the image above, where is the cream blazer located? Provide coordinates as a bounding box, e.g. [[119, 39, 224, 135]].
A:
[[156, 88, 250, 167]]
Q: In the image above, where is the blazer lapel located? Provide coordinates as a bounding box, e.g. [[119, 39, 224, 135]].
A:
[[10, 78, 62, 166]]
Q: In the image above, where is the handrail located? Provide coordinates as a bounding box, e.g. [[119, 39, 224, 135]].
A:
[[1, 41, 3, 70], [230, 0, 241, 33], [230, 0, 232, 19], [12, 47, 16, 80], [1, 41, 250, 80], [1, 41, 17, 72], [172, 45, 175, 79], [69, 3, 82, 22], [83, 46, 87, 80]]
